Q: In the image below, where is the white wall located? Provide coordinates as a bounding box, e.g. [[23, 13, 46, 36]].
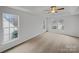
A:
[[48, 14, 79, 37], [0, 8, 3, 45], [0, 7, 45, 52], [63, 15, 79, 37]]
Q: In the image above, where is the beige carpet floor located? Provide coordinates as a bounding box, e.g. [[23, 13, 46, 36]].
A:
[[5, 32, 79, 53]]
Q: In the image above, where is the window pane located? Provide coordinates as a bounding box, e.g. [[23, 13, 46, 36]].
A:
[[10, 28, 14, 34], [3, 28, 9, 35], [10, 28, 18, 39], [57, 23, 63, 30], [3, 28, 9, 42], [13, 16, 18, 28], [3, 33, 9, 42], [10, 28, 15, 39], [3, 18, 9, 28], [9, 14, 18, 27], [3, 13, 11, 28], [9, 17, 14, 27]]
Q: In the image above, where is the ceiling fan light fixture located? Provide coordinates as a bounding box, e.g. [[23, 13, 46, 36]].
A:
[[51, 10, 56, 13], [45, 6, 64, 14], [50, 6, 57, 13]]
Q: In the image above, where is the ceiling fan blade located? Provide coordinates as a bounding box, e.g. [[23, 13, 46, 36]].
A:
[[57, 8, 64, 10]]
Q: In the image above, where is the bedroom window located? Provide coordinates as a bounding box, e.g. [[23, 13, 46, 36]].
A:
[[3, 13, 19, 43], [52, 20, 64, 30]]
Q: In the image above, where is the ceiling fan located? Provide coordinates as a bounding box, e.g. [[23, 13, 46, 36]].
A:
[[45, 6, 64, 14]]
